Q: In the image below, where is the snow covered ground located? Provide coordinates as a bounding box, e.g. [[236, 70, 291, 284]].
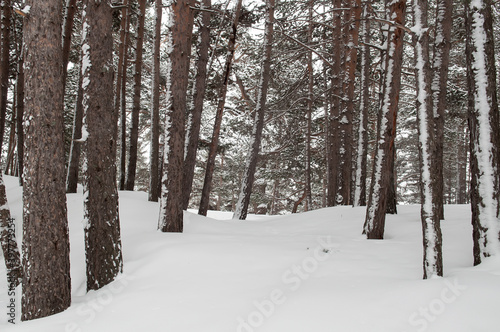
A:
[[0, 174, 499, 332]]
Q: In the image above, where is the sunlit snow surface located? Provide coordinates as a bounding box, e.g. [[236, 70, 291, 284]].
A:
[[0, 175, 499, 331]]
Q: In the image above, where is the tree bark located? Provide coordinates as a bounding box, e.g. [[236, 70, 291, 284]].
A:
[[0, 0, 11, 153], [304, 0, 314, 211], [15, 39, 23, 186], [66, 68, 84, 193], [182, 0, 212, 210], [62, 0, 77, 94], [158, 0, 194, 232], [199, 0, 242, 216], [81, 0, 123, 291], [125, 0, 147, 191], [22, 0, 71, 319], [363, 0, 406, 239], [233, 0, 274, 220], [465, 0, 500, 265], [149, 0, 162, 202]]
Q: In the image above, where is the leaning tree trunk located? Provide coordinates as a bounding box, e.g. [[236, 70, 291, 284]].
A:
[[182, 0, 212, 210], [465, 0, 500, 265], [363, 0, 406, 239], [414, 0, 443, 279], [198, 0, 242, 216], [22, 0, 71, 320], [125, 0, 147, 191], [148, 0, 162, 202], [81, 0, 123, 291], [233, 0, 274, 220], [158, 0, 194, 232]]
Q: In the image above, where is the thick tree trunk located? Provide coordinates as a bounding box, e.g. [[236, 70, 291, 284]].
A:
[[233, 0, 274, 220], [158, 0, 194, 232], [81, 0, 123, 291], [414, 0, 443, 278], [182, 0, 212, 210], [22, 0, 71, 319], [363, 0, 406, 239], [465, 0, 500, 265], [125, 0, 147, 191], [199, 0, 242, 216], [353, 4, 370, 207], [431, 0, 452, 220], [0, 0, 11, 153], [149, 0, 162, 202]]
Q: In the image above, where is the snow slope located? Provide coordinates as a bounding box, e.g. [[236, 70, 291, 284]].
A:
[[0, 175, 499, 332]]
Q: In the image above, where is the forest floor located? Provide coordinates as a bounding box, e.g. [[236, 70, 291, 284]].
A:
[[0, 175, 499, 331]]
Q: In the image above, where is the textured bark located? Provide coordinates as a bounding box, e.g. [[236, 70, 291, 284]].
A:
[[431, 0, 452, 220], [182, 0, 212, 210], [15, 40, 23, 185], [81, 0, 123, 291], [465, 0, 500, 265], [0, 0, 11, 152], [363, 0, 406, 239], [353, 4, 370, 207], [62, 0, 77, 93], [414, 0, 443, 278], [0, 173, 21, 287], [148, 0, 162, 202], [386, 145, 397, 214], [66, 69, 84, 193], [199, 0, 242, 216], [22, 0, 71, 319], [125, 0, 147, 191], [457, 126, 468, 204], [158, 0, 194, 232], [233, 0, 274, 220]]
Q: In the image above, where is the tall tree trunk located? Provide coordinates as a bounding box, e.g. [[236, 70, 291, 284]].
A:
[[386, 144, 397, 214], [414, 0, 443, 278], [158, 0, 194, 232], [465, 0, 500, 265], [81, 0, 123, 291], [199, 0, 242, 216], [304, 0, 314, 211], [66, 69, 84, 193], [149, 0, 162, 202], [353, 3, 370, 207], [182, 0, 212, 210], [125, 0, 147, 191], [116, 0, 130, 192], [431, 0, 452, 220], [22, 0, 71, 319], [233, 0, 274, 220], [62, 0, 77, 93], [15, 39, 23, 186], [363, 0, 406, 239], [0, 0, 11, 153], [457, 126, 468, 204]]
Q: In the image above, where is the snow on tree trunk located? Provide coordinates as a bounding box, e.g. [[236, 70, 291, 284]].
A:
[[465, 0, 500, 265], [182, 0, 212, 210], [81, 0, 123, 291], [125, 0, 147, 191], [22, 0, 71, 319], [15, 40, 24, 186], [363, 0, 406, 239], [199, 0, 242, 217], [158, 0, 194, 232], [233, 0, 274, 220], [149, 0, 162, 202], [413, 0, 443, 279]]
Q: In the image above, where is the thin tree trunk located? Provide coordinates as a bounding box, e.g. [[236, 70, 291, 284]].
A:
[[22, 0, 71, 319], [125, 0, 147, 191], [363, 0, 406, 239], [158, 0, 194, 232], [182, 0, 212, 210], [62, 0, 77, 93], [386, 144, 397, 214], [232, 0, 274, 220], [414, 0, 443, 278], [353, 3, 370, 207], [304, 0, 314, 211], [66, 69, 84, 193], [81, 0, 123, 291], [15, 39, 23, 186], [465, 0, 500, 265], [149, 0, 162, 202], [457, 125, 468, 204], [431, 0, 452, 220], [0, 0, 11, 153], [199, 0, 242, 216]]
